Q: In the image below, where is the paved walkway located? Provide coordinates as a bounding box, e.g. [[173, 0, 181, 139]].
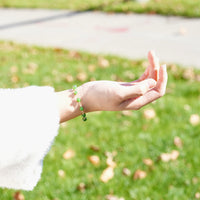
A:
[[0, 8, 200, 68]]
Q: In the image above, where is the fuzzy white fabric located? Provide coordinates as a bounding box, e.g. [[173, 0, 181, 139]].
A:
[[0, 86, 60, 190]]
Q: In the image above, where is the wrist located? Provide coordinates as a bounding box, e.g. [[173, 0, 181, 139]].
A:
[[56, 89, 81, 123]]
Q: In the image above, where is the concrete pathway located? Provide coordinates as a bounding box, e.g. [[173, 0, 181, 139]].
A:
[[0, 8, 200, 68]]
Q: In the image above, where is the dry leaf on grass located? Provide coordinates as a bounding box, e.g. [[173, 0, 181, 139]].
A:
[[143, 108, 156, 119], [100, 167, 114, 183], [98, 57, 110, 68], [10, 65, 18, 73], [124, 70, 135, 79], [160, 153, 171, 162], [68, 50, 81, 59], [77, 182, 86, 192], [143, 158, 153, 166], [160, 150, 179, 162], [122, 168, 131, 176], [174, 136, 183, 148], [14, 191, 25, 200], [183, 68, 195, 80], [63, 149, 75, 160], [88, 155, 100, 166], [88, 64, 96, 72], [133, 170, 147, 180], [170, 150, 179, 161], [23, 62, 38, 75], [121, 110, 132, 116], [76, 72, 88, 82], [195, 192, 200, 199], [90, 145, 100, 152], [190, 114, 200, 126], [58, 169, 65, 178], [105, 151, 117, 158], [65, 74, 74, 83], [106, 157, 117, 168], [11, 75, 19, 84]]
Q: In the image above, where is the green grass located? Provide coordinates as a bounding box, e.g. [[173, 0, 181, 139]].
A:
[[0, 0, 200, 18], [0, 41, 200, 199]]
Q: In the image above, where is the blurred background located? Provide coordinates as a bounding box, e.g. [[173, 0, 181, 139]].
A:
[[0, 0, 200, 199]]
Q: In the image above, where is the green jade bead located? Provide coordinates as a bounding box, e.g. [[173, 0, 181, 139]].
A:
[[77, 98, 81, 102], [73, 85, 77, 90], [80, 106, 84, 111], [74, 90, 78, 95], [82, 113, 86, 117]]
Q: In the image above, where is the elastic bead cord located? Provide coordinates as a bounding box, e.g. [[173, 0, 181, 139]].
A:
[[72, 85, 87, 121]]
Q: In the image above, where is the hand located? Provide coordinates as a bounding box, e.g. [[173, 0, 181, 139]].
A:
[[79, 51, 168, 112]]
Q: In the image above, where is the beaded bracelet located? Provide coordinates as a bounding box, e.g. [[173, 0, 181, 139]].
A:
[[72, 85, 87, 121]]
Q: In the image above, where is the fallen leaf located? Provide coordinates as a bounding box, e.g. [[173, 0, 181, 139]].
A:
[[160, 153, 172, 162], [88, 155, 100, 166], [98, 57, 110, 68], [11, 75, 19, 83], [10, 65, 18, 73], [121, 110, 132, 116], [13, 191, 25, 200], [183, 68, 195, 80], [90, 145, 100, 152], [143, 108, 156, 119], [190, 114, 200, 126], [106, 157, 117, 168], [69, 50, 81, 59], [63, 149, 75, 160], [100, 167, 114, 183], [58, 169, 65, 178], [143, 158, 153, 166], [23, 62, 38, 75], [174, 136, 183, 148], [170, 150, 179, 161], [124, 70, 135, 79], [77, 182, 86, 192], [76, 72, 88, 82], [122, 168, 131, 176], [65, 74, 74, 83], [195, 192, 200, 199], [133, 170, 147, 180], [54, 48, 63, 53], [88, 64, 96, 72], [160, 150, 179, 162], [105, 151, 117, 158]]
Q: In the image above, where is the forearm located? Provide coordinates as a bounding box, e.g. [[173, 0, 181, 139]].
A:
[[56, 88, 82, 123]]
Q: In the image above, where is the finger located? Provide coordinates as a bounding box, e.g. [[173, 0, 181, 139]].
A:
[[148, 50, 160, 81], [121, 78, 157, 100], [121, 64, 167, 110], [154, 64, 168, 95]]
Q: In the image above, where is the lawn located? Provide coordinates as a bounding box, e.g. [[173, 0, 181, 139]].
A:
[[0, 0, 200, 18], [0, 41, 200, 199]]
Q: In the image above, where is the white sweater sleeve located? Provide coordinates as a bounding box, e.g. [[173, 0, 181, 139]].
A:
[[0, 86, 60, 191]]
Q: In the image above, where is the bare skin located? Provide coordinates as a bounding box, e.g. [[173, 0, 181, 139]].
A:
[[56, 51, 168, 123]]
